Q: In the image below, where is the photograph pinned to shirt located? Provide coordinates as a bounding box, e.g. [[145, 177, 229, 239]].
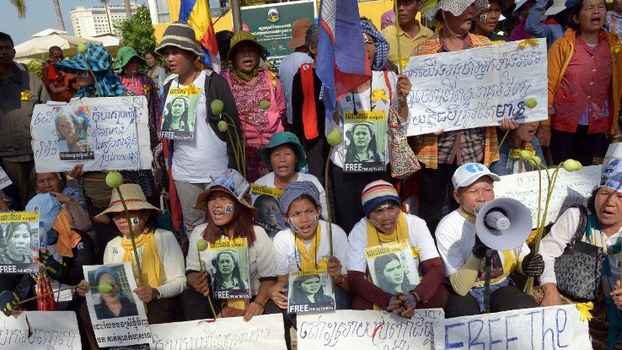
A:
[[56, 106, 95, 161], [0, 211, 39, 273], [287, 269, 335, 315], [160, 85, 201, 141], [206, 238, 252, 299], [364, 242, 420, 295], [252, 192, 287, 239], [343, 110, 387, 172], [83, 262, 151, 348]]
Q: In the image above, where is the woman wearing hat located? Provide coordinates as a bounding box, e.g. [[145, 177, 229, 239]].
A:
[[269, 181, 349, 314], [184, 169, 278, 321], [222, 31, 286, 182], [115, 46, 161, 149], [253, 132, 328, 231], [411, 0, 518, 234], [155, 21, 241, 236], [347, 180, 448, 318], [81, 184, 185, 324], [328, 19, 411, 233], [471, 0, 508, 42]]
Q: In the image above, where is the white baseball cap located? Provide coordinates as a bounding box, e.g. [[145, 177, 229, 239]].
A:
[[452, 163, 501, 189]]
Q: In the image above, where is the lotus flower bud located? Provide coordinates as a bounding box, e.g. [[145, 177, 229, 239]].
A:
[[211, 99, 224, 115], [105, 171, 124, 188]]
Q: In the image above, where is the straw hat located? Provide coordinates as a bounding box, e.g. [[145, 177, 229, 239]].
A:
[[94, 184, 161, 223]]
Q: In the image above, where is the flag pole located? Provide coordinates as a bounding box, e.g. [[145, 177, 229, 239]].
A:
[[394, 0, 403, 75], [230, 0, 242, 32]]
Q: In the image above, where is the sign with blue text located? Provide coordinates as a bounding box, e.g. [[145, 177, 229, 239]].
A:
[[433, 304, 591, 350], [0, 311, 81, 349], [31, 96, 152, 172], [404, 39, 547, 136]]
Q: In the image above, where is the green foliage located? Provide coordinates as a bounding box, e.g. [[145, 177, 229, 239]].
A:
[[25, 60, 43, 78], [240, 0, 266, 5], [114, 6, 156, 56]]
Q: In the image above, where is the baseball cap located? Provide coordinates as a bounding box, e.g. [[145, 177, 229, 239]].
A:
[[452, 163, 501, 189]]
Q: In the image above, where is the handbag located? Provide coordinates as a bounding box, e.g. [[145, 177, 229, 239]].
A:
[[553, 205, 606, 301], [383, 71, 421, 179]]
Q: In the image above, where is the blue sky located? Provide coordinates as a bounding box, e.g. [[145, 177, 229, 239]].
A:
[[0, 0, 149, 45]]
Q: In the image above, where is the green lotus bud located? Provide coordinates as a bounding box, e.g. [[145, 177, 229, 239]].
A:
[[105, 171, 124, 188], [77, 43, 88, 54], [519, 150, 532, 160], [259, 100, 271, 110], [563, 159, 582, 172], [196, 239, 209, 252], [525, 98, 538, 109], [528, 155, 542, 167], [98, 282, 112, 294], [211, 99, 224, 115], [327, 128, 342, 146], [217, 120, 229, 132]]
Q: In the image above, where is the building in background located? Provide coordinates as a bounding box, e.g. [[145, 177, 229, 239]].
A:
[[71, 2, 141, 37]]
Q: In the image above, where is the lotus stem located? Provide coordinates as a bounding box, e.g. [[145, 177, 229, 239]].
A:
[[114, 188, 143, 283], [486, 128, 511, 168]]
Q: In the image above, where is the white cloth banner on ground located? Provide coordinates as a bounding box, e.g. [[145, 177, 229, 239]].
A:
[[0, 311, 81, 349], [31, 96, 152, 172], [297, 308, 444, 350], [495, 165, 600, 228], [403, 38, 547, 136], [433, 304, 591, 350], [149, 313, 286, 350], [0, 166, 12, 190]]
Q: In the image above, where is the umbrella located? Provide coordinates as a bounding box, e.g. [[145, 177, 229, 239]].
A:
[[14, 29, 102, 59]]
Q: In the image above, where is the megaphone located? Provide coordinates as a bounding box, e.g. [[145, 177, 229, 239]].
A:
[[475, 198, 532, 251]]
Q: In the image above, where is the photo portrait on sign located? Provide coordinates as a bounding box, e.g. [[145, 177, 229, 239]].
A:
[[56, 106, 94, 160], [253, 194, 285, 238], [287, 272, 335, 314], [343, 115, 387, 172], [0, 212, 39, 273], [365, 244, 419, 295], [86, 264, 138, 320], [161, 86, 200, 141], [208, 244, 252, 299]]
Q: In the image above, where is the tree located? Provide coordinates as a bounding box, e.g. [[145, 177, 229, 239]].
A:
[[115, 6, 156, 56], [9, 0, 26, 18], [53, 0, 66, 31]]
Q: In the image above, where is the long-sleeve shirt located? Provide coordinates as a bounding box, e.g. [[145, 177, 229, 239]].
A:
[[525, 0, 565, 49]]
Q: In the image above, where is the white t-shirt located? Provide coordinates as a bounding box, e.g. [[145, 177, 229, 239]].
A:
[[435, 209, 529, 277], [103, 229, 186, 299], [347, 213, 439, 273], [272, 220, 348, 276], [330, 70, 400, 169], [171, 70, 228, 183], [251, 172, 329, 219], [278, 52, 314, 124], [186, 224, 277, 296]]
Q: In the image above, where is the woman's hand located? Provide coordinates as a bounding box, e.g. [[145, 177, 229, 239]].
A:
[[327, 256, 342, 278], [499, 118, 518, 131], [187, 271, 210, 297], [76, 279, 90, 297], [396, 74, 412, 99], [67, 164, 85, 179], [540, 283, 563, 307], [134, 286, 159, 304], [537, 125, 551, 147], [51, 191, 76, 205], [611, 280, 622, 310], [386, 294, 414, 318], [269, 282, 288, 310], [243, 301, 264, 322]]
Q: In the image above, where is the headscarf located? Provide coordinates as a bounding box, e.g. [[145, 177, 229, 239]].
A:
[[361, 20, 389, 71]]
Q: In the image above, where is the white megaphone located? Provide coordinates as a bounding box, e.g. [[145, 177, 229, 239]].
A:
[[475, 198, 532, 251]]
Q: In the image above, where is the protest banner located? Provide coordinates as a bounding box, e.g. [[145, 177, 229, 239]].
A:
[[0, 166, 12, 191], [31, 96, 152, 172], [83, 263, 151, 348], [365, 243, 419, 294], [0, 311, 81, 349], [288, 270, 335, 314], [403, 38, 547, 136], [434, 304, 591, 350], [298, 308, 444, 350], [0, 211, 39, 273], [495, 165, 600, 228], [207, 238, 252, 300], [343, 110, 387, 173], [150, 313, 286, 350]]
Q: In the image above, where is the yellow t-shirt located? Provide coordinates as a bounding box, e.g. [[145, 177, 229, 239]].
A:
[[383, 23, 434, 67]]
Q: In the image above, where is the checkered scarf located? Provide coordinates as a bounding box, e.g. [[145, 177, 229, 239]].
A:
[[53, 44, 126, 97], [361, 20, 389, 71]]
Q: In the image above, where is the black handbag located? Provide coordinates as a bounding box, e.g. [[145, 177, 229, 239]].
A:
[[554, 205, 606, 301]]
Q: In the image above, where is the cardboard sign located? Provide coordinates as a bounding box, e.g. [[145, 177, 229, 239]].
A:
[[0, 211, 39, 273], [495, 165, 600, 228], [404, 39, 548, 136], [31, 96, 152, 172], [0, 311, 81, 349], [150, 313, 286, 350], [287, 270, 335, 314], [433, 305, 591, 350], [298, 308, 444, 350]]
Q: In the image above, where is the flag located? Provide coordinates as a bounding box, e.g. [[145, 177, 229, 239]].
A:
[[316, 0, 370, 121], [179, 0, 221, 73]]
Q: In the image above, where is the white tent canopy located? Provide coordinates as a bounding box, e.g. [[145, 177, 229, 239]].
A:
[[14, 29, 102, 59]]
